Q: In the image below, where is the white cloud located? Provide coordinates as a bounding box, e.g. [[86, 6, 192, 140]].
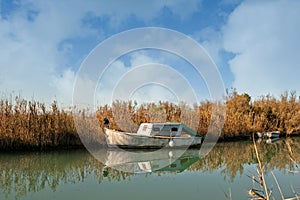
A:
[[111, 63, 197, 105], [94, 51, 198, 106], [0, 0, 93, 104], [95, 52, 162, 105], [85, 0, 201, 25], [222, 0, 300, 97], [71, 23, 225, 109], [130, 52, 159, 67], [52, 68, 76, 106], [193, 27, 223, 67], [0, 0, 201, 105]]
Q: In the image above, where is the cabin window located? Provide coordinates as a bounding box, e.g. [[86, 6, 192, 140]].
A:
[[142, 125, 148, 131], [171, 127, 178, 132]]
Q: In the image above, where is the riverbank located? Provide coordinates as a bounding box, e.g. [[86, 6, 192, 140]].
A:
[[2, 133, 300, 152]]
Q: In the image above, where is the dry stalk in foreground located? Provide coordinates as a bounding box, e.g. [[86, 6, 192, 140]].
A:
[[248, 135, 270, 200]]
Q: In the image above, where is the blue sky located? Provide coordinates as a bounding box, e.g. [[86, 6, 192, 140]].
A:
[[0, 0, 300, 106]]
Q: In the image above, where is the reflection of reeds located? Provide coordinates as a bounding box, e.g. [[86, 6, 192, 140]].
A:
[[248, 136, 300, 200], [0, 150, 133, 199], [224, 188, 232, 200], [285, 140, 300, 174], [0, 138, 299, 199]]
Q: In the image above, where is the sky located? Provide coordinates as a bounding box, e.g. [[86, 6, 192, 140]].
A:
[[0, 0, 300, 106]]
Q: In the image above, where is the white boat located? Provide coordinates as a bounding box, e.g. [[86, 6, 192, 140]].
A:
[[256, 132, 264, 138], [104, 123, 202, 148], [265, 131, 281, 138], [256, 131, 281, 138]]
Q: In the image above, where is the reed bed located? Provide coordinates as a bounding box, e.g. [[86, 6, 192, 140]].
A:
[[97, 90, 300, 139], [0, 97, 81, 150], [1, 90, 300, 150]]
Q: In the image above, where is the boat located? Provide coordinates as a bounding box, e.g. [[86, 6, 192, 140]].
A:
[[104, 122, 203, 148], [265, 131, 281, 138], [256, 132, 264, 138], [256, 131, 281, 138]]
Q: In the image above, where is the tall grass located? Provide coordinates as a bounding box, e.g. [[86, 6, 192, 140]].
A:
[[1, 90, 300, 150], [97, 90, 300, 139], [0, 97, 81, 150]]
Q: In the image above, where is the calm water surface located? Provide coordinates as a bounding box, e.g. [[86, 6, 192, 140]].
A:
[[0, 138, 299, 200]]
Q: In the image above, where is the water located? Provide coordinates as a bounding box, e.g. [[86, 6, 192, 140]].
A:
[[0, 138, 299, 200]]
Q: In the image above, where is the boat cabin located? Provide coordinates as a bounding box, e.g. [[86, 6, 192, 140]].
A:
[[137, 123, 198, 137]]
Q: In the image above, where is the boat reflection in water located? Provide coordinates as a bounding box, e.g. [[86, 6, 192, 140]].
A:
[[93, 148, 201, 174], [257, 137, 280, 144]]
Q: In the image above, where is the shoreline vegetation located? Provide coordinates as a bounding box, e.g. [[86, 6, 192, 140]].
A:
[[1, 90, 300, 151]]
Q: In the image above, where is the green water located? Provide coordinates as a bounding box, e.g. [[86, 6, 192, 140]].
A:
[[0, 138, 299, 200]]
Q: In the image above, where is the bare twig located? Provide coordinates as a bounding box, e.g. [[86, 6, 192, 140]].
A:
[[246, 174, 262, 185], [224, 188, 232, 200], [248, 188, 265, 199], [271, 171, 284, 200], [253, 134, 270, 200], [289, 184, 300, 200], [285, 140, 300, 176]]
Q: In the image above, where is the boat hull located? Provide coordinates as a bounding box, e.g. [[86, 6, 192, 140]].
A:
[[265, 131, 280, 138], [104, 128, 202, 148], [256, 132, 264, 138], [256, 131, 281, 138]]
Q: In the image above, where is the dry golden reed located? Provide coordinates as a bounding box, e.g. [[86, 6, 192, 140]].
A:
[[97, 90, 300, 139], [0, 97, 80, 150], [1, 90, 300, 150]]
